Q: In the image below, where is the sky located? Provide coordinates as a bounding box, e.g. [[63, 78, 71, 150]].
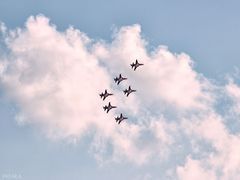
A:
[[1, 1, 240, 180]]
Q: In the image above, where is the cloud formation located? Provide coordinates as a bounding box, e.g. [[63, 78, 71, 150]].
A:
[[1, 15, 240, 179]]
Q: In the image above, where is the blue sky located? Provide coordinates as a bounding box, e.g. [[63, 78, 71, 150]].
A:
[[1, 1, 240, 180]]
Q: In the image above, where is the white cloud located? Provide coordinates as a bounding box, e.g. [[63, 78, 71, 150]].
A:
[[1, 15, 191, 165], [1, 15, 111, 140], [181, 112, 240, 179], [177, 156, 217, 180], [0, 22, 6, 35], [226, 80, 240, 117]]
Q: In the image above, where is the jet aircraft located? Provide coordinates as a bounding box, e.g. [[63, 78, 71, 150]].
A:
[[115, 113, 128, 124], [103, 102, 117, 113], [123, 86, 136, 97], [130, 59, 144, 71], [114, 74, 127, 85], [99, 89, 113, 100]]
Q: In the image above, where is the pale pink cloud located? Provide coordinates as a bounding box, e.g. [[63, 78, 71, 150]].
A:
[[177, 156, 217, 180], [0, 15, 230, 171], [181, 111, 240, 179]]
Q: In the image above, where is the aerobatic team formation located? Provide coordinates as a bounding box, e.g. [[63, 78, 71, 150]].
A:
[[99, 59, 144, 124]]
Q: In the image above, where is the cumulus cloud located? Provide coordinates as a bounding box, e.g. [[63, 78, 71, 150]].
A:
[[177, 156, 217, 180], [1, 15, 189, 164], [226, 80, 240, 116], [180, 111, 240, 179], [1, 15, 240, 178]]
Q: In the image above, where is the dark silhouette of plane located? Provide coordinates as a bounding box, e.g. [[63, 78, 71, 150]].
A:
[[99, 90, 113, 101], [103, 102, 117, 113], [114, 74, 127, 85], [130, 59, 144, 71], [115, 113, 128, 124], [123, 86, 136, 97]]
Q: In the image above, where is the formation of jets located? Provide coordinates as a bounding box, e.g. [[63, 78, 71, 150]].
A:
[[99, 59, 143, 124]]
